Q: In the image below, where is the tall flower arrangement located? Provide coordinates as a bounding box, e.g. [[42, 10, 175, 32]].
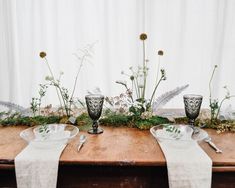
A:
[[30, 43, 96, 117], [115, 33, 166, 116]]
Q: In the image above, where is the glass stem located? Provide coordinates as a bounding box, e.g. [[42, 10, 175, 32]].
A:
[[93, 120, 98, 132], [189, 119, 195, 126]]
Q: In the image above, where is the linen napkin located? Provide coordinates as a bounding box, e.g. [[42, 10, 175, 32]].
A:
[[15, 143, 66, 188], [155, 127, 212, 188]]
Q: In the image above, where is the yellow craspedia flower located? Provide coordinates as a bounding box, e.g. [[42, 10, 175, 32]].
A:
[[139, 33, 147, 40], [158, 50, 164, 56], [39, 51, 47, 58]]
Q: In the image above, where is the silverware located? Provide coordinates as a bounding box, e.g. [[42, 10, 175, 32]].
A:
[[204, 136, 222, 153], [77, 135, 86, 152]]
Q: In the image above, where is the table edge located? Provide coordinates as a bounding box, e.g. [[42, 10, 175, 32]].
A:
[[1, 159, 235, 172]]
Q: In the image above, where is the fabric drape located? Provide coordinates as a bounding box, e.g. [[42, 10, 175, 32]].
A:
[[0, 0, 234, 109]]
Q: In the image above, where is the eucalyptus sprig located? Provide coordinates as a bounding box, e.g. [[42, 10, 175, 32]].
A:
[[164, 124, 181, 134], [38, 84, 48, 115], [30, 98, 38, 116], [38, 123, 49, 134], [30, 84, 48, 116]]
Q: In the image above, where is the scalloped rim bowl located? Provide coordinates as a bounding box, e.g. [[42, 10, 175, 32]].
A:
[[20, 124, 79, 148], [150, 124, 208, 142]]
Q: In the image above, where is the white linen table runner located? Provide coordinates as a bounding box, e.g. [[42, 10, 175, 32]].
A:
[[159, 140, 212, 188], [15, 143, 66, 188]]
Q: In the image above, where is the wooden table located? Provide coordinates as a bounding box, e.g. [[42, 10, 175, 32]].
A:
[[0, 126, 234, 188]]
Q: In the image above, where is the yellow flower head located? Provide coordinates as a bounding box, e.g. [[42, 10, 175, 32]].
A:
[[39, 52, 47, 58], [158, 50, 164, 56], [139, 33, 147, 41]]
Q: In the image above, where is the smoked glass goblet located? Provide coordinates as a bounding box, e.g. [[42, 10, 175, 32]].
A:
[[85, 94, 104, 134], [183, 94, 203, 133]]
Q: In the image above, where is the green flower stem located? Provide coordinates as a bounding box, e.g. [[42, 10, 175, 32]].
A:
[[130, 69, 140, 98], [123, 84, 134, 103], [155, 55, 161, 86], [134, 78, 140, 98], [69, 54, 86, 106], [131, 80, 134, 94], [142, 41, 147, 99], [132, 79, 138, 99], [209, 66, 217, 121], [38, 98, 41, 116], [56, 85, 70, 117], [44, 58, 54, 78], [149, 76, 164, 106], [215, 95, 235, 120], [142, 41, 146, 67], [44, 57, 63, 111], [69, 42, 96, 110]]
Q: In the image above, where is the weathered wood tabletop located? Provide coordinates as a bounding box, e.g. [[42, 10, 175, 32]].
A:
[[0, 125, 234, 172]]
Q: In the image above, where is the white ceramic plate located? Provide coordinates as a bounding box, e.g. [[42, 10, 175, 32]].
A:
[[20, 124, 79, 148], [150, 124, 208, 142]]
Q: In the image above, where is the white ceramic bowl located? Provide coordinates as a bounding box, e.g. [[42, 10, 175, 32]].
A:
[[150, 124, 208, 142], [20, 124, 79, 148]]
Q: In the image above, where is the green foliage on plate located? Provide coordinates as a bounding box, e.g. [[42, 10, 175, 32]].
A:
[[39, 124, 50, 133], [163, 124, 181, 134]]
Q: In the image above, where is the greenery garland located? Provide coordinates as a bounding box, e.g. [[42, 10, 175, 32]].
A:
[[174, 117, 235, 133], [1, 112, 234, 133], [0, 112, 169, 130]]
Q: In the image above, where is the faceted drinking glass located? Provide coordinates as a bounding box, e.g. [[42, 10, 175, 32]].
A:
[[183, 94, 203, 133], [85, 94, 104, 134]]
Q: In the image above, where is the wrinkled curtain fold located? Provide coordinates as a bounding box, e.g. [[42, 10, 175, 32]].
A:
[[0, 0, 235, 109]]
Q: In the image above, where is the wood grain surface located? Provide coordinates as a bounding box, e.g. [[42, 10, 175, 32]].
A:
[[0, 125, 234, 171]]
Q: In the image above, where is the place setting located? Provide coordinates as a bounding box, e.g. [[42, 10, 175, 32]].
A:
[[150, 94, 223, 188], [0, 68, 233, 188], [14, 93, 105, 188], [151, 94, 222, 152], [15, 123, 79, 187]]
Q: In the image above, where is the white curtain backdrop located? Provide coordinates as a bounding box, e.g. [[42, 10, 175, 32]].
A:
[[0, 0, 235, 109]]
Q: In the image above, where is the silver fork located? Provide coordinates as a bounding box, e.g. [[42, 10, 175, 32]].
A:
[[77, 135, 86, 152], [204, 137, 222, 153]]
